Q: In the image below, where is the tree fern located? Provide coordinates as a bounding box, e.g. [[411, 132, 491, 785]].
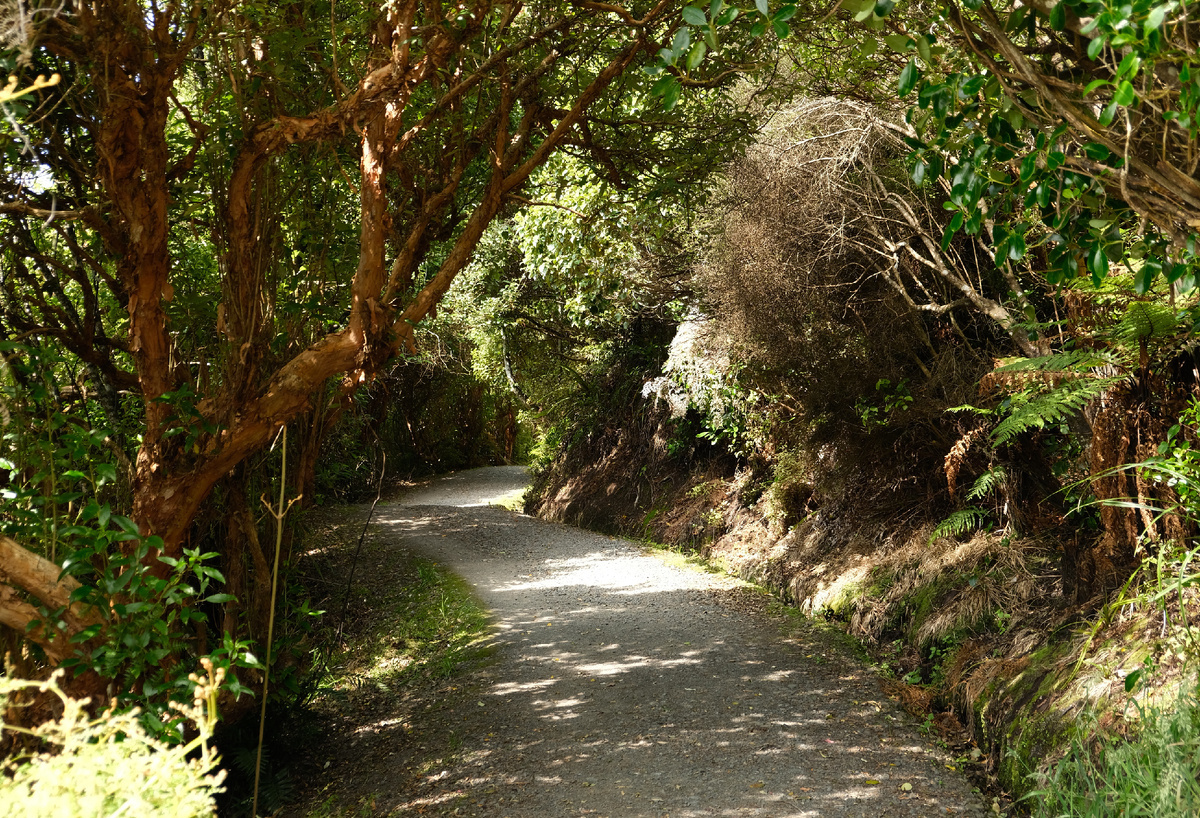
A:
[[1114, 301, 1178, 346], [992, 376, 1120, 445], [929, 507, 991, 544]]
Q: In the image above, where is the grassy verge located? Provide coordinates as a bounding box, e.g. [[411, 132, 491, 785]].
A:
[[316, 556, 490, 697], [1026, 678, 1200, 817], [287, 519, 492, 818]]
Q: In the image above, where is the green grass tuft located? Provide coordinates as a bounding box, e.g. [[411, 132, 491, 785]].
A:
[[1025, 679, 1200, 818]]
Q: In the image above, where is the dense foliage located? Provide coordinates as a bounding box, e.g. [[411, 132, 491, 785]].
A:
[[0, 0, 783, 730]]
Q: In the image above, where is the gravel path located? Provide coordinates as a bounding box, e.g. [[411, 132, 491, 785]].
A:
[[306, 466, 989, 817]]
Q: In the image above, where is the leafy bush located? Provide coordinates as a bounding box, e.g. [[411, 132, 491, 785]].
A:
[[0, 664, 226, 818], [1, 341, 258, 738], [56, 538, 260, 740], [764, 449, 812, 531]]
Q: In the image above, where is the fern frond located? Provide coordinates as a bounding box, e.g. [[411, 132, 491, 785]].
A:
[[993, 350, 1120, 373], [947, 403, 993, 415], [1115, 301, 1178, 345], [966, 466, 1007, 502], [929, 507, 991, 543], [992, 376, 1119, 445]]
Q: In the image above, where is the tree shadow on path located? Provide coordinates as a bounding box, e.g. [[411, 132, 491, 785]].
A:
[[293, 468, 988, 818]]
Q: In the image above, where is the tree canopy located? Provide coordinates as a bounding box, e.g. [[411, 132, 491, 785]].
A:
[[0, 0, 789, 698]]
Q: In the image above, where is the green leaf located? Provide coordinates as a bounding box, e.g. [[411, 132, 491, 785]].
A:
[[898, 59, 920, 97], [874, 0, 895, 16], [686, 41, 707, 69], [113, 515, 140, 536], [1019, 153, 1038, 183], [95, 463, 118, 486], [198, 566, 227, 583], [775, 4, 798, 21], [661, 76, 683, 110], [672, 27, 691, 56], [682, 5, 708, 25], [715, 6, 739, 24], [959, 75, 985, 98], [1116, 52, 1141, 80], [755, 0, 769, 14], [942, 212, 963, 251], [1113, 80, 1136, 107], [993, 237, 1011, 267], [70, 624, 103, 643], [1087, 36, 1106, 60], [709, 0, 723, 15], [1089, 244, 1110, 279], [1008, 232, 1027, 261], [651, 74, 675, 96], [1049, 1, 1066, 30], [1145, 5, 1168, 34], [749, 20, 767, 36], [883, 33, 914, 52], [915, 34, 932, 65], [1098, 100, 1119, 126], [1005, 5, 1029, 32], [772, 18, 790, 37], [204, 593, 238, 604], [1134, 262, 1157, 294]]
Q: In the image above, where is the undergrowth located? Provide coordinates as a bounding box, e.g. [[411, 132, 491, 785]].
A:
[[1026, 679, 1200, 818], [316, 555, 490, 696], [0, 664, 227, 818]]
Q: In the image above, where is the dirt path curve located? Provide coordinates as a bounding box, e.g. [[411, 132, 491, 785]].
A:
[[308, 466, 989, 817]]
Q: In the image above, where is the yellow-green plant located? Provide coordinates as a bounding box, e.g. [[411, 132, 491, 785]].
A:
[[0, 662, 226, 818]]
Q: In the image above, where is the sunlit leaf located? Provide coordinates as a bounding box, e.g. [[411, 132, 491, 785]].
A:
[[672, 27, 691, 56], [716, 6, 739, 24], [1113, 80, 1136, 107]]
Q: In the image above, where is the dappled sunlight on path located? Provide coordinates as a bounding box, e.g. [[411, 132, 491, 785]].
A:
[[319, 467, 987, 817]]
